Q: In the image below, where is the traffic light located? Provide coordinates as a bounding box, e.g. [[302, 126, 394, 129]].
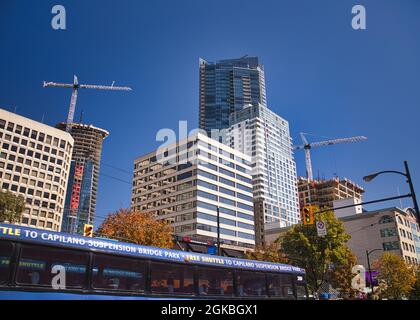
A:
[[301, 206, 315, 225], [83, 224, 94, 237]]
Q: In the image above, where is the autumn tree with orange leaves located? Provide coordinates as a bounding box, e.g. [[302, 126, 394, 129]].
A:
[[96, 209, 174, 249]]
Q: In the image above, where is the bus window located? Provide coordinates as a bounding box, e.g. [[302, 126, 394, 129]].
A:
[[236, 271, 266, 297], [296, 284, 308, 300], [0, 241, 13, 284], [198, 267, 234, 296], [266, 273, 295, 299], [92, 254, 146, 292], [16, 245, 88, 289], [150, 262, 194, 295]]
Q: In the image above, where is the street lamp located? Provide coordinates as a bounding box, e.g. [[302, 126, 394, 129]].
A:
[[365, 248, 383, 297], [363, 161, 420, 223]]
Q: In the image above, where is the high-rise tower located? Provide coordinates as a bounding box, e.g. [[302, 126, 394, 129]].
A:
[[199, 56, 266, 137], [228, 103, 300, 246], [57, 122, 109, 234]]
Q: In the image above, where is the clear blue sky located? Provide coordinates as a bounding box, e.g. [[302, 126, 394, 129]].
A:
[[1, 0, 419, 228]]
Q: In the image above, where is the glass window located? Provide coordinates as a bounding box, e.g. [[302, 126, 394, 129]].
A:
[[379, 215, 394, 224], [219, 177, 235, 187], [198, 267, 234, 296], [220, 197, 235, 206], [197, 190, 218, 201], [16, 245, 88, 289], [220, 187, 235, 197], [92, 254, 146, 292], [0, 241, 13, 284], [150, 262, 195, 295], [197, 180, 218, 191], [266, 273, 294, 298], [236, 271, 267, 297]]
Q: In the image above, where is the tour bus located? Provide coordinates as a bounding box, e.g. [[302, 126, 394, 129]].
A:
[[0, 223, 308, 300]]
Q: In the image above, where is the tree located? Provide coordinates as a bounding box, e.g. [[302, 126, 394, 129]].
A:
[[0, 190, 25, 223], [245, 242, 288, 264], [410, 267, 420, 300], [280, 210, 356, 295], [329, 246, 358, 298], [97, 208, 174, 248], [373, 252, 415, 300]]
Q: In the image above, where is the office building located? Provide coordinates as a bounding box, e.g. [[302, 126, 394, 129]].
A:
[[0, 108, 74, 231], [199, 56, 267, 137], [228, 103, 300, 246], [57, 122, 109, 234], [298, 177, 364, 210], [132, 132, 255, 251]]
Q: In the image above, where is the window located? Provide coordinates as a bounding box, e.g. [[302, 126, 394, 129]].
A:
[[219, 177, 235, 187], [197, 180, 217, 191], [236, 174, 252, 184], [220, 197, 235, 207], [197, 190, 218, 201], [380, 228, 397, 237], [219, 167, 235, 178], [198, 170, 217, 181], [16, 245, 88, 288], [92, 254, 146, 292], [382, 241, 400, 251], [198, 267, 234, 296], [220, 187, 235, 197], [150, 262, 194, 295], [266, 273, 294, 298], [236, 271, 267, 297], [0, 242, 13, 284]]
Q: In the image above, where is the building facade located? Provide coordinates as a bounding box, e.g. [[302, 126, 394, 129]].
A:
[[0, 108, 74, 231], [132, 132, 255, 251], [57, 122, 109, 234], [341, 207, 420, 267], [265, 207, 420, 267], [298, 177, 364, 211], [199, 56, 267, 136], [228, 103, 300, 245]]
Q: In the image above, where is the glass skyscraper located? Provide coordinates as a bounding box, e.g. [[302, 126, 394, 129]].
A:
[[199, 56, 267, 137], [228, 103, 300, 246]]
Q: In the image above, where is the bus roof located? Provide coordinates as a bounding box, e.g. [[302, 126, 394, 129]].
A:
[[0, 223, 305, 275]]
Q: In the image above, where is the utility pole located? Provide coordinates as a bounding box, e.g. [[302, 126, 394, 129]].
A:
[[217, 206, 221, 256]]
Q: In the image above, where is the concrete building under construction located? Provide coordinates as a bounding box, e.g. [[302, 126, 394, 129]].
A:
[[297, 176, 364, 211], [57, 122, 109, 234]]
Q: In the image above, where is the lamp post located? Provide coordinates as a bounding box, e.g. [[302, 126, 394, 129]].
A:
[[217, 206, 221, 256], [363, 161, 420, 223], [365, 248, 383, 297]]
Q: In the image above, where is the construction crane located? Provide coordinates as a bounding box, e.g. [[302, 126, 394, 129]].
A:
[[43, 75, 132, 132], [294, 133, 367, 181]]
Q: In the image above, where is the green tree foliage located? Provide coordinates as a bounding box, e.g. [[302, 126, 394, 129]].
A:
[[245, 242, 288, 264], [0, 190, 25, 223], [373, 252, 415, 300], [280, 210, 356, 295]]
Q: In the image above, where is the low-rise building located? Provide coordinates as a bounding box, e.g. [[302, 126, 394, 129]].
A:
[[265, 207, 420, 267]]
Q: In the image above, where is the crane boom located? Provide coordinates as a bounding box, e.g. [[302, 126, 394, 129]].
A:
[[293, 133, 367, 181], [310, 136, 367, 148], [43, 75, 132, 132]]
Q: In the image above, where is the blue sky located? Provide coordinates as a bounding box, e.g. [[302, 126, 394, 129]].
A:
[[1, 0, 419, 227]]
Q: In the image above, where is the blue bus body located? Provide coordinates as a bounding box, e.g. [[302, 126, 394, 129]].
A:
[[0, 223, 307, 300]]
